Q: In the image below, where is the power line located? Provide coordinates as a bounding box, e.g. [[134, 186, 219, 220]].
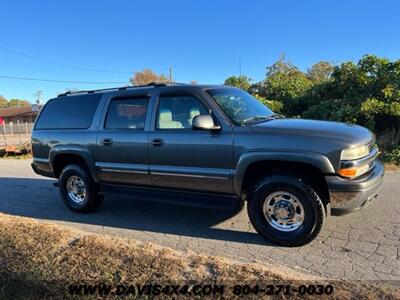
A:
[[0, 46, 132, 74], [0, 75, 128, 84]]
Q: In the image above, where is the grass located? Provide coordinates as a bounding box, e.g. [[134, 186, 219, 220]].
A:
[[0, 213, 398, 299], [0, 153, 32, 160]]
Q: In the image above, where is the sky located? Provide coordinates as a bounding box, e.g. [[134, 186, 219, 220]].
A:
[[0, 0, 399, 103]]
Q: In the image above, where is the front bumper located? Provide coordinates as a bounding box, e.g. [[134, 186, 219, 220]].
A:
[[326, 158, 384, 215]]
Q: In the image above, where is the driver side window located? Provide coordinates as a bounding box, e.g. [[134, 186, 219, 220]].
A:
[[156, 95, 209, 129]]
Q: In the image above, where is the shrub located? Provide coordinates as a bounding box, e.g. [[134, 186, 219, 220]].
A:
[[382, 147, 400, 165], [254, 95, 284, 114]]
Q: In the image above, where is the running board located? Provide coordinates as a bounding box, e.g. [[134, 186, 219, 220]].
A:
[[99, 184, 241, 210]]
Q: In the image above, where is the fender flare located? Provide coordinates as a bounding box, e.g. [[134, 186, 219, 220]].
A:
[[233, 150, 335, 196], [49, 146, 99, 183]]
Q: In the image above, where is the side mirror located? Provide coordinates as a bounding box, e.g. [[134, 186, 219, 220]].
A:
[[192, 115, 221, 131]]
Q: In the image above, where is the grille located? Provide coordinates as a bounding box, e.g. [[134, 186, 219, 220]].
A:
[[367, 139, 377, 153]]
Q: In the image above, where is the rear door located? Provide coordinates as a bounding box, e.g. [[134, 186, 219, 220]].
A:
[[96, 92, 154, 185], [148, 90, 234, 194]]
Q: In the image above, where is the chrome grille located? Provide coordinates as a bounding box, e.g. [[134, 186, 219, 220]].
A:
[[367, 139, 377, 154]]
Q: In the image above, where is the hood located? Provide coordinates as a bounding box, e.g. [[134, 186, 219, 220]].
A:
[[251, 118, 374, 146]]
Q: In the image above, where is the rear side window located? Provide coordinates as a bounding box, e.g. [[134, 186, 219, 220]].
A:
[[105, 97, 149, 130], [35, 94, 101, 130]]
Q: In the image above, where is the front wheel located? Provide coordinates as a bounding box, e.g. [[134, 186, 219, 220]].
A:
[[247, 175, 326, 247]]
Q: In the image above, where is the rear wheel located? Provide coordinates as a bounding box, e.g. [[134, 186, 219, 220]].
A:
[[59, 164, 103, 213], [247, 175, 326, 247]]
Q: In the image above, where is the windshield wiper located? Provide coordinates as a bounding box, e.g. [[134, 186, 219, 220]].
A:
[[242, 114, 279, 125]]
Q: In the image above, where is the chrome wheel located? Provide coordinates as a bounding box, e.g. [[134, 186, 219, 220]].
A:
[[66, 175, 87, 204], [263, 191, 305, 232]]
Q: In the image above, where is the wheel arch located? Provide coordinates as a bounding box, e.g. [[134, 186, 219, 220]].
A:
[[234, 151, 333, 206], [50, 146, 99, 183]]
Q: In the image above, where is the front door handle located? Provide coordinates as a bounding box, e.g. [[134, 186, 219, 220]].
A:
[[151, 138, 164, 147], [100, 138, 113, 145]]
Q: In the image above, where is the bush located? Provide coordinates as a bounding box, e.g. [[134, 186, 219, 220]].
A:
[[254, 95, 284, 114], [382, 147, 400, 165]]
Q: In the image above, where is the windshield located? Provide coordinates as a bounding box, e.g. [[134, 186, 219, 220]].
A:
[[206, 88, 275, 125]]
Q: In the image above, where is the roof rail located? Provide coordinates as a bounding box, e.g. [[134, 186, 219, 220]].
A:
[[57, 82, 187, 97]]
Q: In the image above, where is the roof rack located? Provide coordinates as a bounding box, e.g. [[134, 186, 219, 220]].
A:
[[57, 82, 187, 97]]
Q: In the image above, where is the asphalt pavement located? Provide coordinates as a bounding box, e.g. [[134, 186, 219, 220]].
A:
[[0, 159, 399, 281]]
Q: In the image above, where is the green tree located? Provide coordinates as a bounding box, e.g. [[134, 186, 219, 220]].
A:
[[222, 54, 400, 142], [0, 95, 8, 108], [307, 61, 334, 83], [224, 75, 252, 91], [254, 95, 284, 113], [258, 55, 312, 116], [303, 55, 400, 131], [7, 99, 30, 107]]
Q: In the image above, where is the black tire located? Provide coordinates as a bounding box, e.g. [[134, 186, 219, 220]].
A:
[[59, 164, 103, 213], [247, 175, 326, 247]]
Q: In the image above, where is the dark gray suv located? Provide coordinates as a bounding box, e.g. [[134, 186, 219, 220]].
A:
[[31, 83, 384, 246]]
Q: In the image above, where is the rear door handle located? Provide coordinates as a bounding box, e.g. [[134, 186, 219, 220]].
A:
[[100, 138, 113, 145], [151, 138, 164, 147]]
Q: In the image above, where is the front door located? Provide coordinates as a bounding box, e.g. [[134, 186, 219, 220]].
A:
[[96, 94, 151, 186], [149, 91, 234, 194]]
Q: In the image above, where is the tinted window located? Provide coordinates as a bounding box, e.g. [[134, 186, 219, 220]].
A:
[[105, 97, 149, 130], [156, 95, 209, 129], [35, 94, 101, 130]]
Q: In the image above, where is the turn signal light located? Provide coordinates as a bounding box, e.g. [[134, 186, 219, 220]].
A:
[[338, 168, 357, 177], [338, 163, 370, 178]]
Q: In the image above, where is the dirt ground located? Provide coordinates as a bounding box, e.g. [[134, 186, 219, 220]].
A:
[[0, 213, 398, 299]]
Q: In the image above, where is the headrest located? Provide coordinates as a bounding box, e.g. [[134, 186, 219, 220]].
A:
[[189, 108, 200, 118], [159, 109, 172, 122]]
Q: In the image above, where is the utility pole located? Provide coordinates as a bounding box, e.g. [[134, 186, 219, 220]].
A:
[[34, 91, 43, 105], [169, 66, 173, 83]]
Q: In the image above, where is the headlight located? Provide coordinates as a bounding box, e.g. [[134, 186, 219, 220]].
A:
[[340, 145, 369, 160]]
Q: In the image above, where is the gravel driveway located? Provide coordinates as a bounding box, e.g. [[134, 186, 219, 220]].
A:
[[0, 159, 399, 281]]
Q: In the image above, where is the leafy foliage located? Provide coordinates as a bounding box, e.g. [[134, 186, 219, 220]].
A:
[[0, 96, 7, 108], [224, 75, 252, 91], [257, 56, 313, 116], [7, 99, 31, 107], [224, 54, 400, 154], [0, 96, 30, 108], [226, 54, 400, 131], [307, 61, 334, 83], [254, 95, 283, 113], [302, 55, 400, 132], [130, 69, 169, 85], [382, 147, 400, 165]]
